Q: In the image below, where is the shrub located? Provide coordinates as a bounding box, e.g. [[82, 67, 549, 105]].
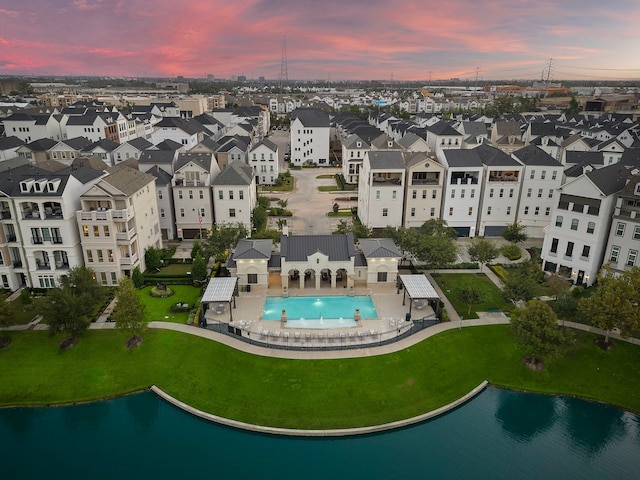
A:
[[491, 265, 510, 283], [501, 243, 522, 260]]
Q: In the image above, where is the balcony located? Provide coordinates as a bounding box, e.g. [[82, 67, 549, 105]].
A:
[[31, 237, 44, 245], [0, 211, 11, 220], [12, 260, 22, 268], [35, 260, 51, 270], [372, 175, 402, 185], [77, 207, 134, 222], [116, 228, 137, 243], [7, 235, 17, 243], [22, 210, 42, 220], [55, 261, 70, 270], [174, 178, 205, 187], [450, 177, 478, 185], [52, 236, 63, 244], [120, 252, 139, 265]]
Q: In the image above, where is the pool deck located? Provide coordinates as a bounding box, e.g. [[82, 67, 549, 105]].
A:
[[203, 283, 436, 349]]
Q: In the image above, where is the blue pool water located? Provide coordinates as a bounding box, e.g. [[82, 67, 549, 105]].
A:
[[263, 295, 378, 321], [1, 387, 639, 479]]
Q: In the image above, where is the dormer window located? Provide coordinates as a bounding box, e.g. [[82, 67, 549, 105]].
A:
[[634, 183, 640, 196]]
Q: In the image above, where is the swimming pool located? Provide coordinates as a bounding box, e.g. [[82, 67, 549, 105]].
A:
[[263, 296, 377, 326]]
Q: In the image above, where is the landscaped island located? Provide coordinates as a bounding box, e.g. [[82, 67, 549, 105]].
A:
[[0, 325, 638, 429]]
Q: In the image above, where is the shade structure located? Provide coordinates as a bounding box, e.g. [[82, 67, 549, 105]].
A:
[[201, 277, 238, 304], [399, 274, 439, 301]]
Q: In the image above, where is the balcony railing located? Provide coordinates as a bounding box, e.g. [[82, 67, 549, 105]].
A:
[[22, 211, 41, 220], [55, 262, 69, 270], [77, 207, 134, 222], [120, 252, 138, 265], [44, 211, 64, 220], [116, 228, 136, 242], [12, 260, 22, 268], [36, 261, 51, 270], [31, 237, 44, 245], [52, 236, 63, 244], [0, 211, 11, 220], [7, 235, 17, 242]]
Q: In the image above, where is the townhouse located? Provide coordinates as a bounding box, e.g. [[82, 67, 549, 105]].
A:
[[76, 166, 162, 285], [248, 139, 279, 185], [341, 134, 370, 184], [290, 108, 330, 166], [403, 152, 445, 228], [212, 162, 257, 232]]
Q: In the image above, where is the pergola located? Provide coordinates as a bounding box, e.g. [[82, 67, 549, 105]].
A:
[[201, 277, 238, 322], [398, 274, 441, 317]]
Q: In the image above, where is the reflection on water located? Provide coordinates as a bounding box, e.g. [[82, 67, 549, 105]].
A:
[[495, 389, 558, 443], [0, 387, 639, 479]]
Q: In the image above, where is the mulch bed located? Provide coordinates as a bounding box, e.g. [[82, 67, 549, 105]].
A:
[[58, 337, 79, 350], [594, 337, 615, 350], [522, 355, 545, 371], [125, 335, 143, 349]]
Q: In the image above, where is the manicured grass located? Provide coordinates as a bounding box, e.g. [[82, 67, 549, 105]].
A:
[[136, 285, 202, 323], [327, 210, 352, 217], [316, 174, 334, 179], [154, 263, 193, 275], [0, 326, 638, 429], [432, 272, 512, 318], [3, 296, 43, 325]]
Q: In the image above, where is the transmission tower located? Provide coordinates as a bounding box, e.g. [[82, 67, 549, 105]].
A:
[[279, 36, 288, 94]]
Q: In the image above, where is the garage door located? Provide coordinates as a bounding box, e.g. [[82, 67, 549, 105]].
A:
[[453, 226, 471, 237], [483, 226, 506, 237]]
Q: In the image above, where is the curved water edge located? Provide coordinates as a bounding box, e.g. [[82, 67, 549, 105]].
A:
[[150, 381, 489, 437]]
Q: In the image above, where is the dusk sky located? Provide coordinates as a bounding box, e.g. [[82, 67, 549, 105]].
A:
[[1, 0, 639, 81]]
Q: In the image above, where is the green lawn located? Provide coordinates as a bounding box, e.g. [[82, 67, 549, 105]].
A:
[[3, 296, 43, 326], [432, 272, 512, 318], [154, 263, 193, 275], [0, 326, 638, 429], [136, 285, 202, 323]]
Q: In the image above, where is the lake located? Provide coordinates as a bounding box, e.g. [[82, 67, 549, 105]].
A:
[[1, 387, 638, 479]]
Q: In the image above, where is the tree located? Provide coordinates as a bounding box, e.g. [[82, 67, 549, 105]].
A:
[[578, 266, 640, 344], [421, 219, 457, 239], [191, 254, 208, 283], [545, 273, 571, 300], [278, 199, 289, 209], [467, 237, 499, 272], [332, 202, 339, 213], [112, 277, 147, 347], [144, 246, 163, 271], [41, 266, 101, 344], [131, 267, 145, 289], [202, 223, 249, 261], [384, 226, 421, 264], [459, 287, 482, 316], [503, 270, 538, 304], [502, 222, 528, 244], [332, 219, 372, 241], [419, 235, 458, 271], [252, 205, 268, 233], [563, 95, 581, 115], [511, 299, 567, 360], [190, 239, 204, 259]]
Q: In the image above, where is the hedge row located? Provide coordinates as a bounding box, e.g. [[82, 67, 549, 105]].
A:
[[490, 264, 510, 283]]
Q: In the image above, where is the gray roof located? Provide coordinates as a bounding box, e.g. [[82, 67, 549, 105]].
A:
[[359, 238, 401, 258], [476, 145, 522, 167], [213, 161, 253, 186], [565, 151, 604, 165], [232, 239, 273, 260], [290, 108, 329, 127], [138, 150, 176, 165], [368, 150, 405, 169], [250, 138, 277, 152], [83, 138, 119, 153], [125, 137, 153, 150], [0, 136, 25, 150], [460, 121, 488, 137], [146, 165, 173, 186], [512, 145, 560, 166], [585, 163, 633, 196], [441, 149, 484, 168], [280, 233, 355, 262], [175, 152, 213, 172], [0, 164, 103, 197], [342, 134, 371, 149], [427, 120, 462, 136], [155, 139, 184, 151], [100, 166, 155, 196], [59, 136, 92, 151], [154, 117, 207, 136], [397, 132, 424, 149], [23, 138, 57, 151]]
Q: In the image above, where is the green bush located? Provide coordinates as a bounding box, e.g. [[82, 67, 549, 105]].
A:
[[491, 265, 510, 283], [501, 243, 522, 260]]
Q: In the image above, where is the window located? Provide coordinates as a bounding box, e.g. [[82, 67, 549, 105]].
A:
[[530, 170, 535, 179], [178, 191, 183, 200], [200, 208, 205, 217], [470, 189, 475, 198], [487, 206, 492, 215], [158, 190, 163, 200], [534, 206, 540, 216], [392, 190, 397, 200], [430, 207, 435, 217], [180, 208, 185, 217], [160, 208, 165, 218], [548, 189, 554, 199], [460, 189, 465, 198], [377, 271, 388, 282], [610, 245, 620, 263], [587, 222, 595, 234], [412, 190, 417, 199], [111, 272, 117, 285], [506, 206, 511, 215], [509, 189, 513, 198], [565, 242, 574, 257], [581, 245, 590, 259], [229, 208, 236, 217], [537, 189, 543, 198], [189, 190, 193, 200], [431, 190, 436, 199], [93, 225, 100, 237], [555, 216, 563, 227], [524, 206, 529, 215], [633, 226, 640, 240], [376, 190, 380, 200], [229, 190, 234, 200], [550, 238, 558, 253], [410, 207, 415, 217], [239, 191, 244, 200], [449, 207, 453, 216], [451, 189, 455, 198], [616, 222, 625, 236], [571, 219, 579, 231], [545, 207, 550, 216], [499, 189, 504, 198], [97, 250, 104, 263], [248, 273, 258, 284], [218, 190, 223, 200], [382, 208, 388, 217], [552, 171, 557, 180], [541, 170, 546, 180], [489, 188, 494, 198], [103, 226, 110, 237], [87, 250, 94, 262], [527, 188, 532, 198], [199, 190, 204, 200], [108, 249, 114, 262], [468, 207, 473, 216], [627, 249, 638, 267]]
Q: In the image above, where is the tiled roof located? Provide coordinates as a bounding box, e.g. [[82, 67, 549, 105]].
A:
[[280, 233, 355, 262]]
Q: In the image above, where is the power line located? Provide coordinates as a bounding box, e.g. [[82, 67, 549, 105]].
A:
[[279, 36, 288, 94]]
